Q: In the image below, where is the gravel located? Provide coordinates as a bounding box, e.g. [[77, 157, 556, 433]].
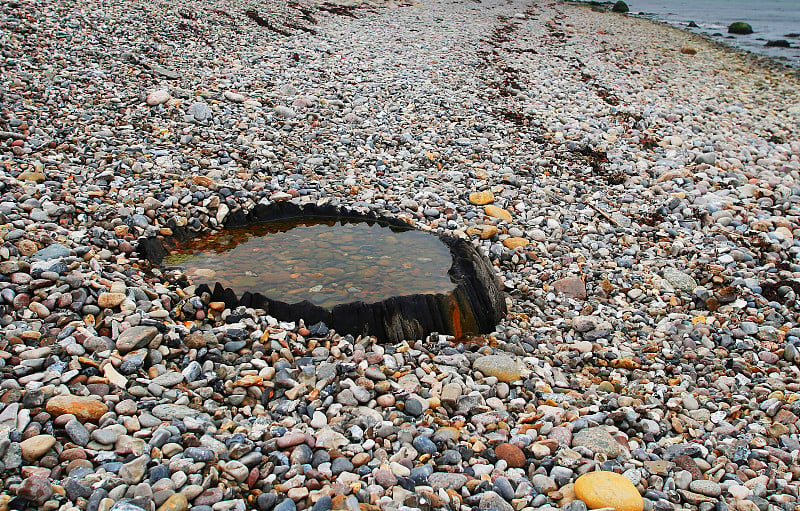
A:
[[1, 0, 800, 510]]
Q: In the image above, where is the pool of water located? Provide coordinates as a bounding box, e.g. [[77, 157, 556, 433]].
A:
[[164, 218, 457, 309]]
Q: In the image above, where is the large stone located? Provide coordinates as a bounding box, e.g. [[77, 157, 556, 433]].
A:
[[469, 191, 495, 205], [274, 105, 296, 118], [479, 491, 514, 511], [184, 331, 210, 349], [315, 427, 348, 449], [31, 243, 70, 261], [151, 371, 185, 387], [494, 442, 526, 468], [473, 355, 521, 382], [574, 471, 643, 511], [116, 326, 158, 353], [46, 395, 109, 422], [224, 91, 247, 103], [276, 432, 306, 449], [728, 22, 753, 34], [440, 383, 462, 407], [192, 176, 216, 189], [0, 403, 18, 428], [65, 418, 90, 446], [20, 435, 56, 462], [572, 316, 598, 333], [612, 1, 629, 13], [104, 363, 129, 388], [484, 205, 512, 222], [689, 480, 722, 498], [188, 102, 213, 122], [18, 171, 46, 183], [572, 427, 621, 457], [151, 64, 180, 79]]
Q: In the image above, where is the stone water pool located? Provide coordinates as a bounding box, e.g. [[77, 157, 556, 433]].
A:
[[164, 218, 457, 309]]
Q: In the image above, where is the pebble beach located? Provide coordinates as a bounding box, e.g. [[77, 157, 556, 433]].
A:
[[1, 0, 800, 510]]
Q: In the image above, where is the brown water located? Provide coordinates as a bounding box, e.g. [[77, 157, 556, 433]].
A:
[[164, 218, 457, 309]]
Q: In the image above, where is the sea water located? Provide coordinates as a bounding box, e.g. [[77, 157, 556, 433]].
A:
[[628, 0, 800, 67]]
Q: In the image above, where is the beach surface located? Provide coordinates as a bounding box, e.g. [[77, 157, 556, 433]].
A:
[[1, 0, 800, 510]]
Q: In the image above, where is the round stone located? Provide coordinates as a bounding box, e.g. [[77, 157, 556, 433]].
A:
[[574, 471, 643, 511], [146, 89, 171, 106], [494, 443, 526, 468], [404, 396, 426, 417], [466, 225, 498, 239], [571, 427, 621, 458]]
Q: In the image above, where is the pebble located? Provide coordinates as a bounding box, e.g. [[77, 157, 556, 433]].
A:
[[484, 205, 512, 222], [428, 473, 468, 491], [46, 395, 109, 422], [19, 435, 56, 462], [146, 90, 171, 106], [571, 427, 621, 458], [116, 326, 159, 353], [479, 491, 514, 511], [473, 354, 521, 381], [689, 480, 722, 498], [16, 476, 53, 503], [469, 191, 495, 205], [157, 494, 188, 511]]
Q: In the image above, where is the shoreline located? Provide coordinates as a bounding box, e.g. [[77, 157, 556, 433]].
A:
[[570, 1, 800, 76], [1, 0, 800, 510], [632, 14, 800, 77]]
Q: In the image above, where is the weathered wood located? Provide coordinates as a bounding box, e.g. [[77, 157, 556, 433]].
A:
[[137, 204, 506, 342]]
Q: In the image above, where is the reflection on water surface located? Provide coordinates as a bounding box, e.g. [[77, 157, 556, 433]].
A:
[[164, 218, 456, 309]]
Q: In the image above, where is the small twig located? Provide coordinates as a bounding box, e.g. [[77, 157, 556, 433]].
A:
[[586, 201, 621, 226], [541, 189, 621, 227]]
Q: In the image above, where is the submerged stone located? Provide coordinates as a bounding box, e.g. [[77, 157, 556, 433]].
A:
[[612, 1, 629, 13], [728, 22, 754, 35]]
